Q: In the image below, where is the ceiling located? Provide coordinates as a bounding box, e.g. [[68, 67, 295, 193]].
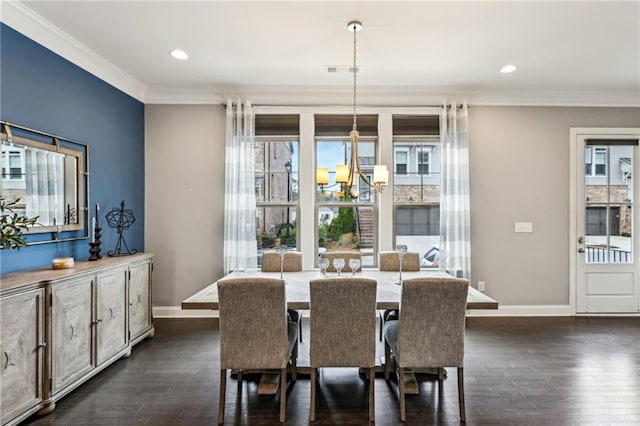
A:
[[3, 1, 640, 106]]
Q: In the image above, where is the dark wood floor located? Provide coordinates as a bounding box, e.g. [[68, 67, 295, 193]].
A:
[[25, 316, 640, 425]]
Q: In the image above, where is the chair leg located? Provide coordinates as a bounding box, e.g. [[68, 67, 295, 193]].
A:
[[310, 367, 317, 422], [379, 312, 383, 341], [384, 339, 391, 380], [458, 367, 466, 423], [369, 366, 375, 423], [299, 314, 303, 343], [291, 341, 298, 381], [438, 367, 444, 398], [399, 367, 406, 422], [279, 367, 287, 423], [218, 369, 226, 424], [237, 370, 243, 394]]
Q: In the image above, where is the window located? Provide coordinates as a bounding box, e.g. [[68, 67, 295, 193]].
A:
[[316, 138, 378, 267], [396, 206, 439, 235], [395, 150, 408, 175], [392, 114, 440, 267], [585, 147, 607, 176], [315, 114, 379, 267], [417, 148, 430, 175], [1, 149, 24, 180], [254, 115, 300, 263]]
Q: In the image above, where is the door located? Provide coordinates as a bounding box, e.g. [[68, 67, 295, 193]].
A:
[[96, 267, 128, 365], [51, 276, 95, 394], [129, 260, 152, 342], [572, 128, 640, 313], [0, 289, 44, 424]]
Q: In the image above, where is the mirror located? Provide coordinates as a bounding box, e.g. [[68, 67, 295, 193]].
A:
[[1, 124, 85, 236]]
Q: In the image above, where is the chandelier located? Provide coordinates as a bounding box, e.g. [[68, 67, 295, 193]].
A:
[[316, 20, 388, 197]]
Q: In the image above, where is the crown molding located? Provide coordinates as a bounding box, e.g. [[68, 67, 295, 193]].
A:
[[2, 1, 638, 108], [1, 0, 146, 102], [146, 84, 640, 108]]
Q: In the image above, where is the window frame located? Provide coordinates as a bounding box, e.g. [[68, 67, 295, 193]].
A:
[[392, 134, 441, 268], [254, 136, 300, 257], [315, 135, 380, 267]]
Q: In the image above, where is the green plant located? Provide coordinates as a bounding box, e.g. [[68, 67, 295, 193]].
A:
[[0, 196, 38, 250]]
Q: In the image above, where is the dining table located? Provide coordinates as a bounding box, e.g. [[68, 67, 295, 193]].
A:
[[181, 269, 499, 311], [181, 269, 498, 395]]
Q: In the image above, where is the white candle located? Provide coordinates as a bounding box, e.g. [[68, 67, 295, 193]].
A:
[[91, 217, 96, 243]]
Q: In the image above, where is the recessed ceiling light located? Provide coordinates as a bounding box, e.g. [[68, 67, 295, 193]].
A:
[[500, 64, 517, 74], [170, 49, 189, 60]]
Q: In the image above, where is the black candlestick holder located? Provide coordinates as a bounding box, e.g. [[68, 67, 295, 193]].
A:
[[88, 227, 103, 261]]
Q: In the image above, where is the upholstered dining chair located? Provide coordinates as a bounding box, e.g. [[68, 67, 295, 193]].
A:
[[262, 251, 304, 272], [383, 277, 469, 422], [377, 251, 421, 341], [321, 251, 362, 273], [309, 277, 377, 422], [262, 251, 305, 342], [378, 251, 421, 272], [217, 277, 299, 424]]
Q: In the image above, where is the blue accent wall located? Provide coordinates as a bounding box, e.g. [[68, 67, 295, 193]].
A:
[[1, 23, 145, 274]]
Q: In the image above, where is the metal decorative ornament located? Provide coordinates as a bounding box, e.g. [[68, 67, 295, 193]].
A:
[[106, 200, 137, 256]]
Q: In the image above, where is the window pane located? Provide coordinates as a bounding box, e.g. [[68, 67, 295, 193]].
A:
[[254, 140, 298, 203], [317, 205, 375, 267], [396, 206, 440, 266], [393, 132, 441, 268], [585, 145, 633, 264], [256, 206, 297, 250], [316, 139, 377, 204]]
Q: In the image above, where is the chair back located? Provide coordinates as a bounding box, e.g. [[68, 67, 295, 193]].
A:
[[218, 277, 289, 370], [378, 251, 421, 271], [261, 251, 303, 272], [309, 277, 377, 367], [321, 251, 362, 273], [396, 277, 468, 368]]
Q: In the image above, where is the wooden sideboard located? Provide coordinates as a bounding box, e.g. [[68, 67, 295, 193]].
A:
[[0, 253, 154, 426]]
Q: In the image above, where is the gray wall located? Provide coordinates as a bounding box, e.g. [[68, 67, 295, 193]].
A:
[[144, 104, 640, 308], [145, 105, 226, 306], [470, 106, 639, 305]]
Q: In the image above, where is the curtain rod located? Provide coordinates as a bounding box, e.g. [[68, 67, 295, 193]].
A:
[[222, 103, 467, 109]]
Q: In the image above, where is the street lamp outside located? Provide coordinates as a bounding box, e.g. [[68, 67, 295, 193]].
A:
[[284, 160, 292, 244]]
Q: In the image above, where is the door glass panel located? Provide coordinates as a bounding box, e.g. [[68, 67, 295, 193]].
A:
[[584, 145, 633, 263]]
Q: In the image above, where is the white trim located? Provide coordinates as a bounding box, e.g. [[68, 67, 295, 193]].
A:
[[1, 1, 146, 101], [466, 305, 572, 317]]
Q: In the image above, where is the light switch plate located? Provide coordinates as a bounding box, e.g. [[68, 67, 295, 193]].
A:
[[515, 222, 533, 233]]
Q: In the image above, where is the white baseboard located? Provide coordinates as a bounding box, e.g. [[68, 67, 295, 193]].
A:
[[154, 305, 573, 319], [466, 304, 571, 317]]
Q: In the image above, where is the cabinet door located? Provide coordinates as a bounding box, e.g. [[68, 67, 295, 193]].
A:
[[129, 260, 152, 341], [51, 276, 94, 395], [0, 288, 45, 424], [96, 267, 128, 365]]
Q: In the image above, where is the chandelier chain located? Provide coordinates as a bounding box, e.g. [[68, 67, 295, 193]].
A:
[[352, 24, 357, 131]]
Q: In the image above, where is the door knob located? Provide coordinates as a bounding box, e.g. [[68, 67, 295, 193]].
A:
[[578, 248, 585, 253], [578, 236, 585, 244]]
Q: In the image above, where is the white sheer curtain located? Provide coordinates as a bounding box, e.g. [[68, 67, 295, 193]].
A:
[[25, 148, 64, 225], [223, 100, 258, 273], [439, 102, 471, 279]]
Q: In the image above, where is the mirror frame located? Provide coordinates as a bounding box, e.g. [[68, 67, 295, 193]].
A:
[[1, 121, 89, 243]]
